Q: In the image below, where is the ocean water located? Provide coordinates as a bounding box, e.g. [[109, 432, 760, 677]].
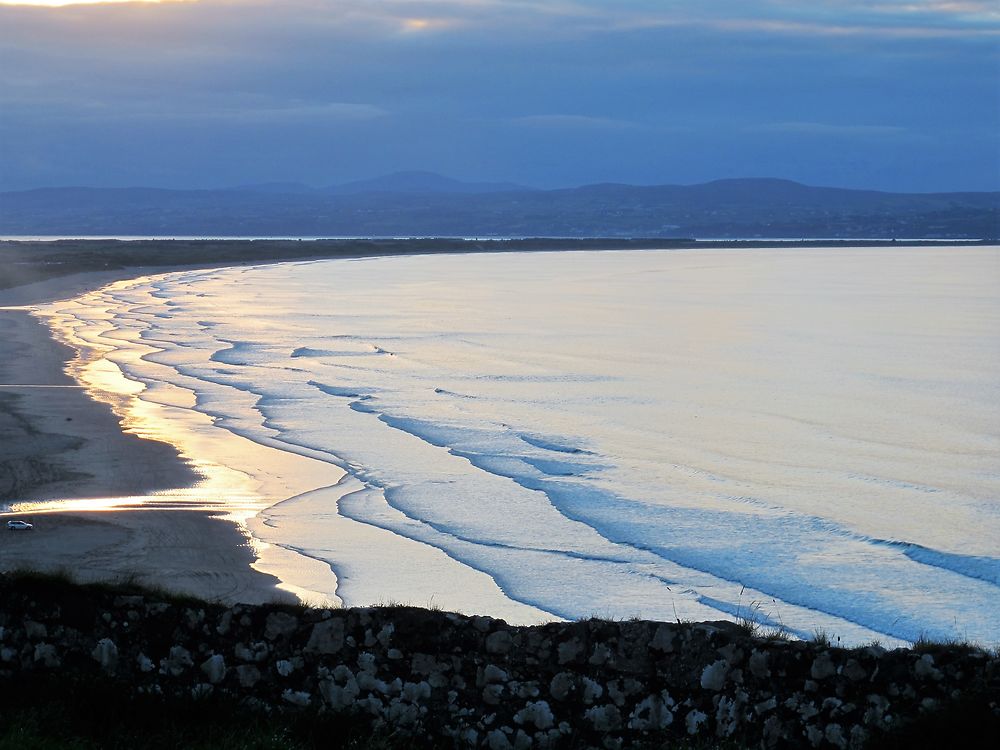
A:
[[37, 247, 1000, 645]]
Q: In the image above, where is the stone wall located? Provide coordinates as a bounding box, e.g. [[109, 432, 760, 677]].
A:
[[0, 575, 996, 749]]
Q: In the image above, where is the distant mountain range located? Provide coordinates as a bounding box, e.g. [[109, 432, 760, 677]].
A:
[[233, 171, 532, 196], [1, 173, 996, 239]]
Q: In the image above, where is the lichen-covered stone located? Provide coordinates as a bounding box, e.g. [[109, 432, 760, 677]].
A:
[[557, 638, 584, 665], [811, 652, 837, 681], [263, 612, 299, 641], [549, 671, 575, 701], [485, 630, 513, 655], [842, 658, 866, 682]]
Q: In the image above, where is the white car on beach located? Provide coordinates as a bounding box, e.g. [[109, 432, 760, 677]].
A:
[[6, 520, 33, 530]]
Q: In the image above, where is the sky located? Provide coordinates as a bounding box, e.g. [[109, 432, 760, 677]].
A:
[[0, 0, 998, 192]]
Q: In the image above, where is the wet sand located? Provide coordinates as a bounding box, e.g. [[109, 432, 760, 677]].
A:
[[0, 270, 292, 604]]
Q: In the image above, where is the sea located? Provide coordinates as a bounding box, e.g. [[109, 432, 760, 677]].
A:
[[35, 245, 1000, 646]]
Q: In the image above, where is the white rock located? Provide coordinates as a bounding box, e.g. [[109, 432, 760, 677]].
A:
[[356, 671, 387, 693], [754, 696, 777, 715], [606, 680, 626, 707], [136, 653, 155, 673], [589, 643, 613, 666], [200, 654, 227, 684], [484, 664, 509, 684], [516, 681, 540, 699], [320, 677, 360, 710], [282, 689, 311, 707], [387, 699, 419, 726], [376, 623, 395, 647], [825, 723, 847, 749], [333, 664, 355, 683], [628, 694, 674, 731], [305, 618, 345, 655], [385, 677, 403, 696], [806, 724, 823, 747], [91, 638, 118, 674], [215, 610, 232, 635], [160, 645, 193, 677], [685, 709, 708, 735], [715, 695, 740, 737], [234, 641, 269, 663], [357, 652, 376, 673], [914, 653, 942, 680], [402, 680, 431, 703], [513, 700, 555, 730], [581, 677, 603, 704], [486, 729, 513, 750], [811, 652, 837, 681], [650, 624, 676, 653], [584, 704, 622, 732], [700, 659, 728, 691]]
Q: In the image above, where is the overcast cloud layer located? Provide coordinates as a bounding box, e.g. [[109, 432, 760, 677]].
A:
[[1, 0, 998, 191]]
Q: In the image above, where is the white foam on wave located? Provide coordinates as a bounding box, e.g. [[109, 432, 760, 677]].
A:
[[37, 247, 1000, 646]]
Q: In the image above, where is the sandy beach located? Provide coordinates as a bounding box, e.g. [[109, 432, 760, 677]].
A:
[[0, 269, 292, 605], [0, 240, 691, 609], [3, 241, 997, 641]]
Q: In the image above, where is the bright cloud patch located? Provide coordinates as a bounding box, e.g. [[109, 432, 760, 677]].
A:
[[0, 1, 172, 6]]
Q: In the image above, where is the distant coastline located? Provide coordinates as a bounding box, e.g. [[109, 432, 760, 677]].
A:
[[3, 177, 997, 239], [1, 236, 994, 298]]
